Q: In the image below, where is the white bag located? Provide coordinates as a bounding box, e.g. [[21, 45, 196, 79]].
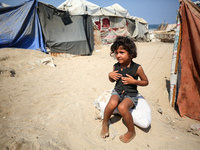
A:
[[94, 90, 151, 129]]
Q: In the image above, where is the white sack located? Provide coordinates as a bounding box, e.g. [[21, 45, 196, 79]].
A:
[[94, 90, 151, 129]]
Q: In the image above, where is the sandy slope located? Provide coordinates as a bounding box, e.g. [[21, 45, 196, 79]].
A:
[[0, 42, 199, 150]]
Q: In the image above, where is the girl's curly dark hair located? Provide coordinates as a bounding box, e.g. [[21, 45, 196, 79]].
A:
[[110, 36, 137, 58]]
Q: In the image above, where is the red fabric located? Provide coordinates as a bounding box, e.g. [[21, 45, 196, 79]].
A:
[[102, 18, 110, 28], [95, 21, 101, 30], [178, 0, 200, 120], [112, 28, 118, 31]]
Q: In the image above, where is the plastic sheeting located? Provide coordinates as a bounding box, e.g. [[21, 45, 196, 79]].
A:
[[0, 0, 47, 52], [103, 3, 131, 18], [57, 0, 102, 16], [127, 19, 150, 42], [58, 0, 130, 18], [109, 17, 126, 28]]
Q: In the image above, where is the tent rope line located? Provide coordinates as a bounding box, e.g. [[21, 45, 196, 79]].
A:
[[146, 44, 172, 76], [148, 83, 166, 100], [145, 43, 163, 74]]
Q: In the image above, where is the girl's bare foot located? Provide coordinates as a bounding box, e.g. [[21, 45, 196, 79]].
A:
[[119, 131, 136, 143], [100, 122, 109, 138]]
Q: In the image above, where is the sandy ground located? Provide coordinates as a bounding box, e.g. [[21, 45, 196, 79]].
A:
[[0, 41, 200, 150]]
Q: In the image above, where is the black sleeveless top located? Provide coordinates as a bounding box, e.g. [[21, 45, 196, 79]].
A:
[[114, 61, 140, 97]]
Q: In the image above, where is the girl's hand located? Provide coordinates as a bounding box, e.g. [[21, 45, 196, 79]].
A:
[[121, 74, 136, 85], [121, 66, 149, 86], [109, 71, 122, 81]]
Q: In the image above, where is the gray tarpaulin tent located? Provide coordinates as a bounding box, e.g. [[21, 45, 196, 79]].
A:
[[38, 2, 94, 55], [127, 17, 150, 42]]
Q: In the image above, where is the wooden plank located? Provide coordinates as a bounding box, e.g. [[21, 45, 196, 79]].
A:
[[172, 85, 176, 108]]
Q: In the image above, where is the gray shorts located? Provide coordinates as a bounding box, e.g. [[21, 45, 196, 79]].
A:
[[111, 89, 139, 106]]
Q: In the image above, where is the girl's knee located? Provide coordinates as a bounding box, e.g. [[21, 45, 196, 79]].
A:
[[108, 95, 119, 107], [107, 99, 118, 108], [118, 103, 128, 115]]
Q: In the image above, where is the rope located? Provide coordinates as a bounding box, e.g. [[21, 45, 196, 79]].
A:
[[146, 44, 173, 76], [145, 43, 163, 74], [146, 43, 173, 100], [149, 84, 164, 100]]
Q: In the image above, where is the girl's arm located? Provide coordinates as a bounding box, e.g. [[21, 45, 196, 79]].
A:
[[135, 66, 149, 86]]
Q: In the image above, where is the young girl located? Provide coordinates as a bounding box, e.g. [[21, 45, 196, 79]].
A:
[[101, 36, 149, 143]]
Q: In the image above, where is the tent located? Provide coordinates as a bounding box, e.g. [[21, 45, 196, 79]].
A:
[[58, 0, 150, 44], [0, 0, 47, 52], [0, 0, 94, 55], [57, 0, 102, 16], [93, 3, 150, 43], [170, 0, 200, 120], [127, 16, 150, 42], [102, 3, 131, 18], [38, 2, 94, 55], [58, 0, 130, 17]]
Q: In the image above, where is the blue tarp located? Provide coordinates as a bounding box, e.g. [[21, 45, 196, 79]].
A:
[[0, 0, 47, 52]]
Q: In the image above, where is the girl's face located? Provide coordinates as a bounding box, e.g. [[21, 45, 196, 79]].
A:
[[115, 45, 132, 65]]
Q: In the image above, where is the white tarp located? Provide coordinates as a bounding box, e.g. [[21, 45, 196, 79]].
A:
[[104, 3, 131, 18], [57, 0, 102, 16], [57, 0, 131, 18]]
